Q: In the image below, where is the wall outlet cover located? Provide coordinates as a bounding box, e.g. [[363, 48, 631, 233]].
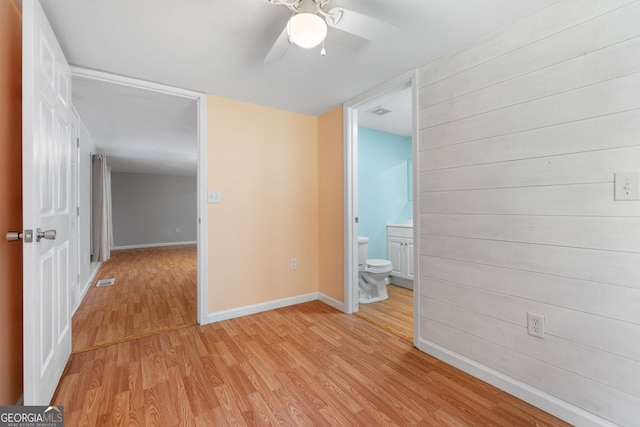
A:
[[527, 312, 545, 338]]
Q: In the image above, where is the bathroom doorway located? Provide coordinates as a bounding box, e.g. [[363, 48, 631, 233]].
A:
[[343, 71, 419, 344]]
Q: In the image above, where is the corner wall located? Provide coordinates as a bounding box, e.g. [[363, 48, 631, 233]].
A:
[[0, 0, 23, 405], [417, 1, 640, 425], [206, 95, 319, 313], [317, 106, 344, 303]]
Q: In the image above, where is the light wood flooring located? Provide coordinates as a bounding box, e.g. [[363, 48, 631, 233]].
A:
[[53, 301, 569, 426], [72, 245, 197, 354], [355, 284, 413, 343]]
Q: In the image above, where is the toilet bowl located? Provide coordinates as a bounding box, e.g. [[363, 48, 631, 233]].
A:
[[358, 237, 393, 304]]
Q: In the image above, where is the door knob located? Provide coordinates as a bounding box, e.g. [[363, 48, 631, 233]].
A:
[[36, 228, 56, 242]]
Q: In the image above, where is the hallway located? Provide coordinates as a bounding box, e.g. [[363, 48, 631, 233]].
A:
[[72, 245, 197, 353]]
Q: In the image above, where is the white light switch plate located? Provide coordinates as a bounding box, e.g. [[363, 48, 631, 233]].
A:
[[208, 190, 222, 203], [614, 172, 640, 201]]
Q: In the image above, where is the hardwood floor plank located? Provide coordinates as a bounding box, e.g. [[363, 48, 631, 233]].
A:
[[73, 245, 197, 353], [355, 284, 414, 342], [53, 301, 570, 426]]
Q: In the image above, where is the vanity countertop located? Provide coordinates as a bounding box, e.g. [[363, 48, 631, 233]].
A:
[[387, 223, 413, 228]]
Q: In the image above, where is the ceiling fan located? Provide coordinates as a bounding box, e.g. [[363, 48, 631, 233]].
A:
[[264, 0, 398, 62]]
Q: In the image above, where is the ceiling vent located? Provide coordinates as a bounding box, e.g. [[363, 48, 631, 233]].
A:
[[367, 106, 392, 116]]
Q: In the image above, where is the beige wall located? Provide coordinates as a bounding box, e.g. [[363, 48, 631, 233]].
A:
[[206, 95, 319, 312], [317, 106, 344, 302], [0, 0, 23, 405]]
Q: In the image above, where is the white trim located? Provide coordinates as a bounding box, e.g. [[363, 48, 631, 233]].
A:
[[205, 293, 319, 324], [70, 67, 202, 99], [111, 241, 197, 250], [342, 105, 358, 314], [196, 95, 208, 326], [318, 293, 345, 312], [410, 70, 421, 347], [342, 70, 419, 324], [69, 66, 209, 326], [417, 338, 617, 427]]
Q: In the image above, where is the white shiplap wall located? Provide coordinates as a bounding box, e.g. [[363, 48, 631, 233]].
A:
[[417, 1, 640, 426]]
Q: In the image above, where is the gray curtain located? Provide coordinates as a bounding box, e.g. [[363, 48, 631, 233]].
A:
[[91, 154, 113, 262]]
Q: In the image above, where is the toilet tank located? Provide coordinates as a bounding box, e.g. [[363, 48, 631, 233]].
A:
[[357, 236, 369, 266]]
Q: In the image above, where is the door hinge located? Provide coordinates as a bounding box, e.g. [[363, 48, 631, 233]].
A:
[[77, 137, 80, 148], [77, 207, 80, 217], [355, 217, 359, 223], [77, 274, 80, 284]]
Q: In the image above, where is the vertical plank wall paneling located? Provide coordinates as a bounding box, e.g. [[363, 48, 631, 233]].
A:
[[417, 1, 640, 426]]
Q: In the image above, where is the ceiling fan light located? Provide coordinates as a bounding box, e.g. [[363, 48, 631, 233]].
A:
[[288, 13, 327, 48]]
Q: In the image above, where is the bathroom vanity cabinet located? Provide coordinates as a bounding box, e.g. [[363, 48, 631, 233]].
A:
[[387, 225, 414, 289]]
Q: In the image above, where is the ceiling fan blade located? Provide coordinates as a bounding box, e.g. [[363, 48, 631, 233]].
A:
[[264, 24, 291, 63], [326, 7, 399, 41]]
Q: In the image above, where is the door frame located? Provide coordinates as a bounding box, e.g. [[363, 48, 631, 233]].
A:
[[69, 67, 209, 325], [342, 69, 420, 345]]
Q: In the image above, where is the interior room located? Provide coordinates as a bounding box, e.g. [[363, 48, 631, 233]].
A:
[[2, 1, 639, 426], [68, 75, 201, 353]]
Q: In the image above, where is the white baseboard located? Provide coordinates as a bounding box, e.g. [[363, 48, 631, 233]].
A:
[[389, 276, 413, 290], [112, 241, 197, 250], [205, 292, 319, 324], [318, 293, 345, 312], [417, 338, 616, 427]]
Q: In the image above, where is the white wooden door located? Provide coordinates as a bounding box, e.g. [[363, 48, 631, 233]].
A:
[[23, 0, 73, 405]]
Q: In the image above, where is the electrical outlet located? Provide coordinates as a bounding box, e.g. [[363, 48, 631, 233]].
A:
[[527, 312, 545, 338], [290, 258, 297, 270]]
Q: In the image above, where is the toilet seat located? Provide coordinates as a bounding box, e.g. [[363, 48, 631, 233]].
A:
[[366, 259, 392, 271]]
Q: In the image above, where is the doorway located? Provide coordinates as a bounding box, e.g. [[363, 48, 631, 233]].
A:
[[69, 68, 209, 347], [343, 71, 419, 344]]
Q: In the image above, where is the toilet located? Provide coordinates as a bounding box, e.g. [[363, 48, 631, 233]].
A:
[[358, 236, 393, 304]]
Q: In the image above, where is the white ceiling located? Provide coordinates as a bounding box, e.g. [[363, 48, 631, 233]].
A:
[[72, 77, 198, 176], [358, 86, 412, 137], [40, 0, 558, 175]]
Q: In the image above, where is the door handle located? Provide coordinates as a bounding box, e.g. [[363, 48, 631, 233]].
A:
[[36, 228, 56, 242]]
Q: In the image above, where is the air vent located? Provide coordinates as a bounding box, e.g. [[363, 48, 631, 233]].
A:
[[367, 106, 392, 116], [96, 278, 115, 287]]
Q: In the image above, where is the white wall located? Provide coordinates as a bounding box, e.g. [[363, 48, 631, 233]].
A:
[[111, 172, 197, 248], [77, 118, 99, 309], [417, 1, 640, 426]]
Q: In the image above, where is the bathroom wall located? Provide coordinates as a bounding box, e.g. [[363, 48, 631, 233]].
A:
[[207, 95, 319, 313], [417, 1, 640, 425], [358, 127, 412, 259], [0, 0, 23, 405], [111, 172, 197, 248]]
